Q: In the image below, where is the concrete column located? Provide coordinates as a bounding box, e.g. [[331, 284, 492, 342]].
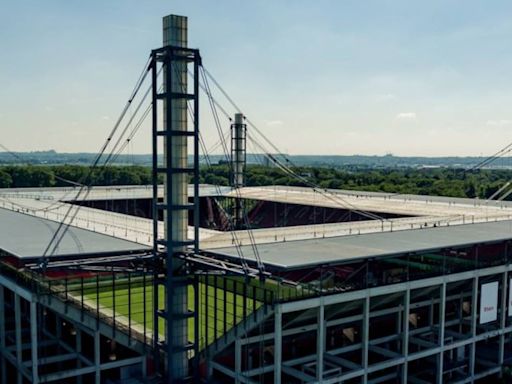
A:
[[469, 276, 479, 377], [397, 303, 402, 344], [163, 13, 189, 250], [56, 312, 62, 340], [362, 296, 370, 381], [401, 289, 410, 384], [499, 272, 507, 366], [232, 113, 246, 228], [436, 283, 446, 384], [142, 356, 147, 379], [94, 331, 101, 384], [30, 301, 39, 384], [162, 14, 188, 248], [232, 113, 246, 189], [429, 297, 435, 328], [274, 305, 282, 384], [162, 14, 189, 380], [14, 293, 22, 384], [76, 328, 83, 384], [235, 338, 242, 384], [316, 304, 325, 380], [0, 285, 6, 384]]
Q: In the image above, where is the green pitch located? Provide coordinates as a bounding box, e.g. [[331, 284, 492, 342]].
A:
[[83, 280, 261, 349]]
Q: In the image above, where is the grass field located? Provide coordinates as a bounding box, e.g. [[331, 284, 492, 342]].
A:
[[81, 278, 262, 348]]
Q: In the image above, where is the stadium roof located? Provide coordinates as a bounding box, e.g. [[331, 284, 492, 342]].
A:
[[211, 220, 512, 269], [0, 208, 150, 260], [0, 184, 230, 202]]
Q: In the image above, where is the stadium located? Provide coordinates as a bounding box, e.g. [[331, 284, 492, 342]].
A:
[[1, 13, 512, 384]]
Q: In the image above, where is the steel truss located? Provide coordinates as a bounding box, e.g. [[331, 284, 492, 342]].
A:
[[150, 44, 201, 382]]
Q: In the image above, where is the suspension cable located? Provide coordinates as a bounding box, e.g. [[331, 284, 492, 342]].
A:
[[200, 65, 389, 223], [170, 61, 253, 273], [42, 55, 154, 259], [198, 65, 265, 274]]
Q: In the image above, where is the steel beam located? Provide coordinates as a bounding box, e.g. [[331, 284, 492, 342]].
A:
[[22, 353, 78, 367], [0, 273, 33, 301], [0, 285, 5, 384], [240, 291, 471, 348], [469, 276, 478, 378], [499, 272, 507, 367], [274, 304, 282, 384], [94, 331, 100, 384], [362, 295, 369, 381], [402, 289, 410, 384], [281, 264, 512, 313], [40, 356, 145, 383], [14, 293, 22, 384], [30, 300, 39, 384], [317, 303, 325, 380], [437, 282, 446, 384], [235, 339, 242, 384]]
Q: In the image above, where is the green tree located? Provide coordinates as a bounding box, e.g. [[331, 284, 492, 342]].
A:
[[0, 171, 12, 188]]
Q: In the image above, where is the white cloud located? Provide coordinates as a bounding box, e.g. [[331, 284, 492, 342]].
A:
[[102, 116, 110, 121], [486, 119, 512, 127], [395, 112, 417, 121], [265, 120, 284, 127]]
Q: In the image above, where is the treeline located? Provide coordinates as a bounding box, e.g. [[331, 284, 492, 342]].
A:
[[0, 164, 511, 199], [0, 165, 152, 188], [202, 164, 505, 199]]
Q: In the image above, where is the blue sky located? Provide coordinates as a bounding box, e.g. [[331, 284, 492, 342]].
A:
[[1, 1, 512, 156]]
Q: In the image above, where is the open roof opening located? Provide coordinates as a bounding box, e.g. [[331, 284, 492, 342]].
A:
[[71, 196, 416, 232]]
